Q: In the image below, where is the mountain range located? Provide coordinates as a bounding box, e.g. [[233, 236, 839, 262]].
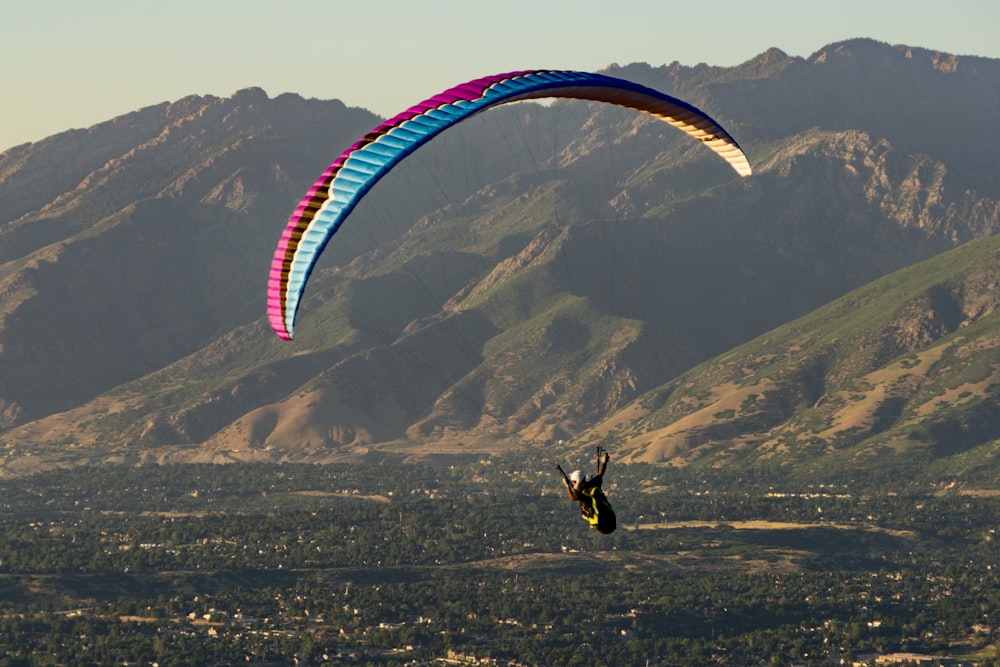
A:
[[1, 38, 999, 483]]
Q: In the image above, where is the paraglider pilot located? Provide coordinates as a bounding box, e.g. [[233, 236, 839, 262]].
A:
[[557, 447, 617, 534]]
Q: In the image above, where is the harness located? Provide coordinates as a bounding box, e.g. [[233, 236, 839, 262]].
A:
[[578, 486, 617, 534]]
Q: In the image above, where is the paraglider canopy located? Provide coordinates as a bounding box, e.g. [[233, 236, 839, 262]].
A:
[[268, 69, 751, 341]]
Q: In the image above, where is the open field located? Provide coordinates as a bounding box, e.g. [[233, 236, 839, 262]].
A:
[[630, 519, 916, 538]]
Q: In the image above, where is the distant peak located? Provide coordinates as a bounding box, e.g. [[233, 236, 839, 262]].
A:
[[809, 38, 894, 63], [232, 87, 269, 103], [808, 38, 980, 75]]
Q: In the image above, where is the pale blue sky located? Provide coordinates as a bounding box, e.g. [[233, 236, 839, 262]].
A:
[[3, 0, 999, 151]]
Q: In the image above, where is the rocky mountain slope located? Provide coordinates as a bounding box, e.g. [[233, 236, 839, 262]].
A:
[[600, 231, 1000, 483], [1, 39, 999, 480]]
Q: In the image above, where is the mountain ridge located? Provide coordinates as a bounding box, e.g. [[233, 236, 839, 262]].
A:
[[1, 39, 999, 484]]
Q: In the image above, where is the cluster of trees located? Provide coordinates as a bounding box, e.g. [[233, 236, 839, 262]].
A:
[[0, 461, 997, 666]]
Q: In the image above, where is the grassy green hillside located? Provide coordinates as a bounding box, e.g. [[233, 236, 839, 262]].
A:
[[601, 232, 1000, 486]]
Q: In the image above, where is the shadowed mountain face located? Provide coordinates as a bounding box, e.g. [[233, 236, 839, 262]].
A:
[[1, 39, 999, 482]]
